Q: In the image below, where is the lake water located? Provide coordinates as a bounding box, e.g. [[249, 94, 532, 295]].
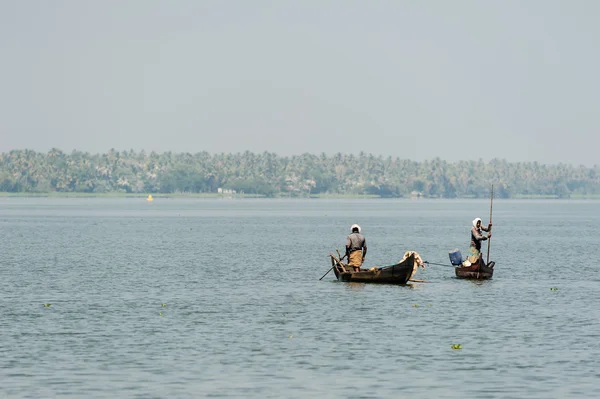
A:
[[1, 198, 599, 398]]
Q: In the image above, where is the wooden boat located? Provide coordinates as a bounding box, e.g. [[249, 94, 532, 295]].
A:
[[452, 185, 496, 280], [329, 253, 415, 285], [454, 254, 495, 279]]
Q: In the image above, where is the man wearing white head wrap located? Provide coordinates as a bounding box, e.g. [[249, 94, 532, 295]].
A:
[[470, 217, 492, 253], [345, 224, 367, 272]]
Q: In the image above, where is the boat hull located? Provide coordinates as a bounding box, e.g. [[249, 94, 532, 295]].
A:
[[331, 254, 415, 285], [454, 256, 495, 279]]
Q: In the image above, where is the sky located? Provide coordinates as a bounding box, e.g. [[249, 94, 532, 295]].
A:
[[0, 0, 599, 166]]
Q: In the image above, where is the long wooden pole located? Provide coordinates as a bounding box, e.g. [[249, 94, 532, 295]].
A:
[[320, 253, 346, 280], [319, 266, 334, 280], [486, 184, 494, 265]]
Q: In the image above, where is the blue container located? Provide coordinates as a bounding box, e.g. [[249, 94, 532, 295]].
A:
[[449, 249, 463, 266]]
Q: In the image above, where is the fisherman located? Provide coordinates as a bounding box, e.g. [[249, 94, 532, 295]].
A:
[[345, 224, 367, 272], [469, 217, 492, 261]]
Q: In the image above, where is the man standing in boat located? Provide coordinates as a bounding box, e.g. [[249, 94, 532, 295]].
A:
[[469, 217, 491, 261], [346, 224, 367, 272]]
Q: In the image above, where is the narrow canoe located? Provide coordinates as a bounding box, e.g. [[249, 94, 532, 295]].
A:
[[330, 253, 415, 285], [454, 254, 495, 279]]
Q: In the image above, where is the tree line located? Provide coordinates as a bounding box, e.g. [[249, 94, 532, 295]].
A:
[[0, 149, 598, 198]]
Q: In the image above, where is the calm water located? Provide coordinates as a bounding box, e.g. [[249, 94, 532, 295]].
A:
[[1, 198, 599, 398]]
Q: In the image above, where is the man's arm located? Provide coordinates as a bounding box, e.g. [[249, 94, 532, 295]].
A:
[[472, 227, 488, 241]]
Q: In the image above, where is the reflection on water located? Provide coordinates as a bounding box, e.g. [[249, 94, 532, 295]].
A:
[[465, 279, 495, 287], [340, 281, 428, 292], [343, 282, 366, 292]]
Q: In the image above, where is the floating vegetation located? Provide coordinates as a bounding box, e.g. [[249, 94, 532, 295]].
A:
[[43, 303, 51, 308], [159, 312, 163, 316], [550, 287, 559, 291], [412, 304, 419, 308], [451, 344, 462, 350], [162, 303, 167, 307]]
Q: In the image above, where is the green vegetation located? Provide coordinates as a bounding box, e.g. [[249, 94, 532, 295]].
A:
[[1, 149, 599, 198]]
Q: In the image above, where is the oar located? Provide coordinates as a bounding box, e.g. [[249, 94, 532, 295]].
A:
[[486, 184, 494, 265], [319, 266, 334, 280], [319, 253, 346, 280]]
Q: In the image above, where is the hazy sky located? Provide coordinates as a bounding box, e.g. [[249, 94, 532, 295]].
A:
[[1, 1, 598, 165]]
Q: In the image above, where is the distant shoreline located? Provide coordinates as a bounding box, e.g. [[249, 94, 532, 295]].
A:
[[2, 150, 599, 199], [1, 192, 599, 200]]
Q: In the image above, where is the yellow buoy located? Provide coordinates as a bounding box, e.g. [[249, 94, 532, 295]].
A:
[[147, 194, 153, 202]]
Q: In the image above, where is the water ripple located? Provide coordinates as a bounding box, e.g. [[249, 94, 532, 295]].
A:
[[0, 198, 599, 398]]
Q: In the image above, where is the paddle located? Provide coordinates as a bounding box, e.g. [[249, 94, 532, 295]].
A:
[[319, 253, 346, 280], [319, 266, 334, 281], [486, 184, 494, 265]]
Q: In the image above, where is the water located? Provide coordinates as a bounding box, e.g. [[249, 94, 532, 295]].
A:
[[1, 197, 599, 398]]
